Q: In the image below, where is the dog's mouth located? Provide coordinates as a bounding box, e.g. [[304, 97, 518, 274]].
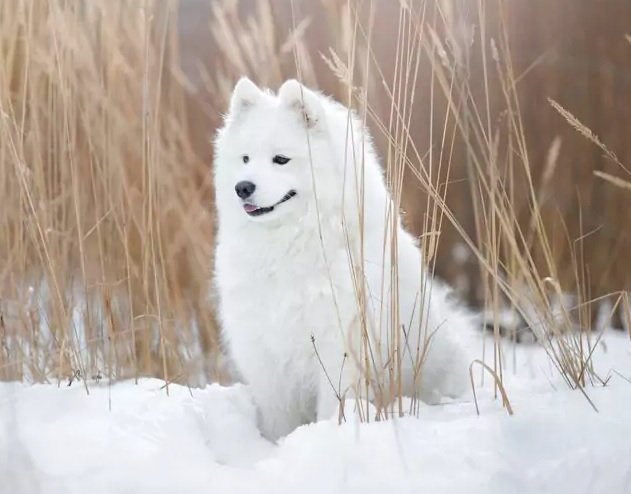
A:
[[243, 190, 297, 217]]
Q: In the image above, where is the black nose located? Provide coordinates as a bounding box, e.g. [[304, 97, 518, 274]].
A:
[[235, 181, 256, 199]]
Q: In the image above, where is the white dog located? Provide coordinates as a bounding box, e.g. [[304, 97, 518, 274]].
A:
[[212, 77, 472, 441]]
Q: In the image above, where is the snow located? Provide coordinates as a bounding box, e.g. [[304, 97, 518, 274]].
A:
[[1, 330, 631, 494]]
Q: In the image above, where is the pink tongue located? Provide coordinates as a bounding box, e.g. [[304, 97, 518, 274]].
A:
[[243, 204, 258, 213]]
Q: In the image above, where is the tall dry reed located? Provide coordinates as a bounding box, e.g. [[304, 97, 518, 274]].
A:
[[0, 0, 628, 412]]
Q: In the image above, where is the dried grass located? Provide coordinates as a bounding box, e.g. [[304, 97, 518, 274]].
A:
[[0, 0, 629, 415], [0, 0, 218, 386]]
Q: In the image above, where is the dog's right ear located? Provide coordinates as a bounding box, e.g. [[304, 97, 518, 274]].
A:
[[228, 77, 262, 120]]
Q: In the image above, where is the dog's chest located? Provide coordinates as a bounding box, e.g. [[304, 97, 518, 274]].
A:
[[219, 241, 347, 353]]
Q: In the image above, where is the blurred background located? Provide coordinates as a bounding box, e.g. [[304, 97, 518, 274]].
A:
[[1, 0, 630, 385]]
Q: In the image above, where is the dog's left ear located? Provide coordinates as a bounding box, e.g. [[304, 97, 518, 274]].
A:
[[278, 79, 324, 130]]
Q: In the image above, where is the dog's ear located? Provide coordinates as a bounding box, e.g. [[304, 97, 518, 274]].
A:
[[228, 77, 262, 121], [278, 79, 324, 130]]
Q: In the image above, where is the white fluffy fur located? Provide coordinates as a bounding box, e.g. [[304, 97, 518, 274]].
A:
[[212, 77, 473, 441]]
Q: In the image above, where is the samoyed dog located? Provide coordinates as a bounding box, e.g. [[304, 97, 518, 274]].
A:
[[212, 77, 473, 441]]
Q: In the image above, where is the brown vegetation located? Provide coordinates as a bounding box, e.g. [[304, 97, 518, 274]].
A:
[[0, 0, 629, 392]]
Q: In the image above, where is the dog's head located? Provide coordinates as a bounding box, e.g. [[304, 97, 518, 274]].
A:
[[213, 78, 337, 225]]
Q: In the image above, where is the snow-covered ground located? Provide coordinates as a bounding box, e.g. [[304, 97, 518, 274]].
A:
[[1, 330, 630, 494]]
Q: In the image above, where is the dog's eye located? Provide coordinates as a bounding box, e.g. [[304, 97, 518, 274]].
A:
[[242, 155, 250, 164], [272, 155, 291, 165]]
